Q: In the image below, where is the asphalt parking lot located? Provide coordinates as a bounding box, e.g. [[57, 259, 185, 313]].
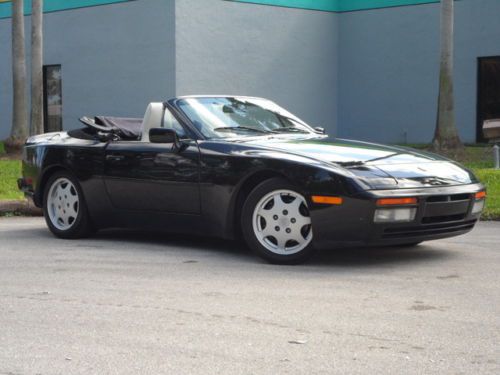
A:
[[0, 217, 499, 374]]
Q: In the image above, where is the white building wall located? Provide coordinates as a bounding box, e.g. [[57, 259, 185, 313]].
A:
[[175, 0, 339, 135]]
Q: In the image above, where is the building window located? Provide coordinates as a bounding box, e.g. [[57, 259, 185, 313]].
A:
[[477, 57, 500, 142], [43, 64, 63, 133]]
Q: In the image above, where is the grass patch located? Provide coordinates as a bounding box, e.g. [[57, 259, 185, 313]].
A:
[[0, 160, 23, 200], [398, 143, 495, 169], [473, 169, 500, 220], [456, 145, 495, 169]]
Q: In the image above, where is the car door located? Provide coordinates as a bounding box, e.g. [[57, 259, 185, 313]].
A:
[[102, 109, 201, 215]]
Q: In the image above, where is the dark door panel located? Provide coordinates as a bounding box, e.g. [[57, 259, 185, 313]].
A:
[[103, 141, 201, 214], [104, 178, 200, 213]]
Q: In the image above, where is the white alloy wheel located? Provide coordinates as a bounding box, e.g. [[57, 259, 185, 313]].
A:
[[46, 177, 80, 231], [252, 189, 312, 255]]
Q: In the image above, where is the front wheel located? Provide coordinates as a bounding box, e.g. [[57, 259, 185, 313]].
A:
[[241, 178, 316, 264], [43, 171, 91, 239]]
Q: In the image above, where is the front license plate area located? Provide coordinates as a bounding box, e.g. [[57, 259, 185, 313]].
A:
[[424, 200, 470, 217]]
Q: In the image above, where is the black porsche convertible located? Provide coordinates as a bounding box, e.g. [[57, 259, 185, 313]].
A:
[[18, 96, 486, 263]]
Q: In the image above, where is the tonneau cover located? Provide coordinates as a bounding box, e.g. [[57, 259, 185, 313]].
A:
[[79, 116, 142, 140]]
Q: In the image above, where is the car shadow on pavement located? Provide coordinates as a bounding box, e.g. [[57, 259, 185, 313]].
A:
[[92, 229, 454, 268], [95, 229, 252, 256], [309, 243, 454, 267], [13, 225, 455, 268]]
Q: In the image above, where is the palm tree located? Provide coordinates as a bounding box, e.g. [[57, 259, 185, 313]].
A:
[[432, 0, 462, 151], [9, 0, 29, 146], [31, 0, 44, 135]]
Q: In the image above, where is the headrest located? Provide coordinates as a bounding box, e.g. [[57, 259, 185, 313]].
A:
[[141, 103, 164, 142]]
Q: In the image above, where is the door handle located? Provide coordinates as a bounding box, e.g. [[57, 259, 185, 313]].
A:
[[106, 155, 125, 162]]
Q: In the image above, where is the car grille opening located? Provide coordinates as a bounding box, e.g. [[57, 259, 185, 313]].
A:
[[381, 219, 477, 239], [421, 193, 473, 224], [421, 214, 466, 224], [426, 193, 471, 203]]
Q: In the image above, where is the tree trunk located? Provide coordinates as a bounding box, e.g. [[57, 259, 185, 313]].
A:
[[9, 0, 29, 145], [31, 0, 44, 135], [432, 0, 463, 151]]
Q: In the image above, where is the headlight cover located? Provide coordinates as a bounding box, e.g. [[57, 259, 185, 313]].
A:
[[374, 208, 417, 223], [472, 200, 485, 215]]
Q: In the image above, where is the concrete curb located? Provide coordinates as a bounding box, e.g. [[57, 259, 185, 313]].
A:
[[0, 199, 43, 216]]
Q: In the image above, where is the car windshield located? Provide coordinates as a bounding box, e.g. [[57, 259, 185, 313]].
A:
[[176, 97, 315, 139]]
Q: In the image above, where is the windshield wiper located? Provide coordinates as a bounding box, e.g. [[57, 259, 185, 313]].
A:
[[335, 152, 401, 167], [336, 160, 366, 167], [214, 126, 272, 134], [271, 127, 309, 134]]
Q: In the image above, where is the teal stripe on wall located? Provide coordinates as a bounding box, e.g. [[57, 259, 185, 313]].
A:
[[0, 0, 133, 19], [231, 0, 338, 12], [231, 0, 442, 12], [337, 0, 440, 12]]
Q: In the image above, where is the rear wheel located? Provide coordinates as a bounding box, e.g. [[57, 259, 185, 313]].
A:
[[43, 171, 91, 239], [241, 178, 316, 264]]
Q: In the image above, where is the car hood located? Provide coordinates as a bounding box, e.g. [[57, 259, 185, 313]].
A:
[[233, 135, 477, 189]]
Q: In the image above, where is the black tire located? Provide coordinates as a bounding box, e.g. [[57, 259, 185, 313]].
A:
[[241, 178, 316, 264], [386, 242, 422, 248], [43, 171, 92, 239], [398, 242, 422, 247]]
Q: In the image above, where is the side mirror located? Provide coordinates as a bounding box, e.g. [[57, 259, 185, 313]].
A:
[[314, 127, 326, 134], [149, 128, 182, 151]]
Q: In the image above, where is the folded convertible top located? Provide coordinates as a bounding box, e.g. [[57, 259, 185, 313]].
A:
[[79, 116, 143, 140]]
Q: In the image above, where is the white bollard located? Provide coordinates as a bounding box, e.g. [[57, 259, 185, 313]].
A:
[[494, 144, 500, 169]]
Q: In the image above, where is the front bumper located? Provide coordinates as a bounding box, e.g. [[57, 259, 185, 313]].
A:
[[311, 183, 485, 249]]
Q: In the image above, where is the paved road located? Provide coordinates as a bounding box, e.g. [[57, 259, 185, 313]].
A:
[[0, 217, 499, 375]]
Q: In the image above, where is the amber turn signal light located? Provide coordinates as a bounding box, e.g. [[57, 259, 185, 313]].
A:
[[311, 195, 343, 205], [475, 191, 487, 199], [376, 197, 418, 206]]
